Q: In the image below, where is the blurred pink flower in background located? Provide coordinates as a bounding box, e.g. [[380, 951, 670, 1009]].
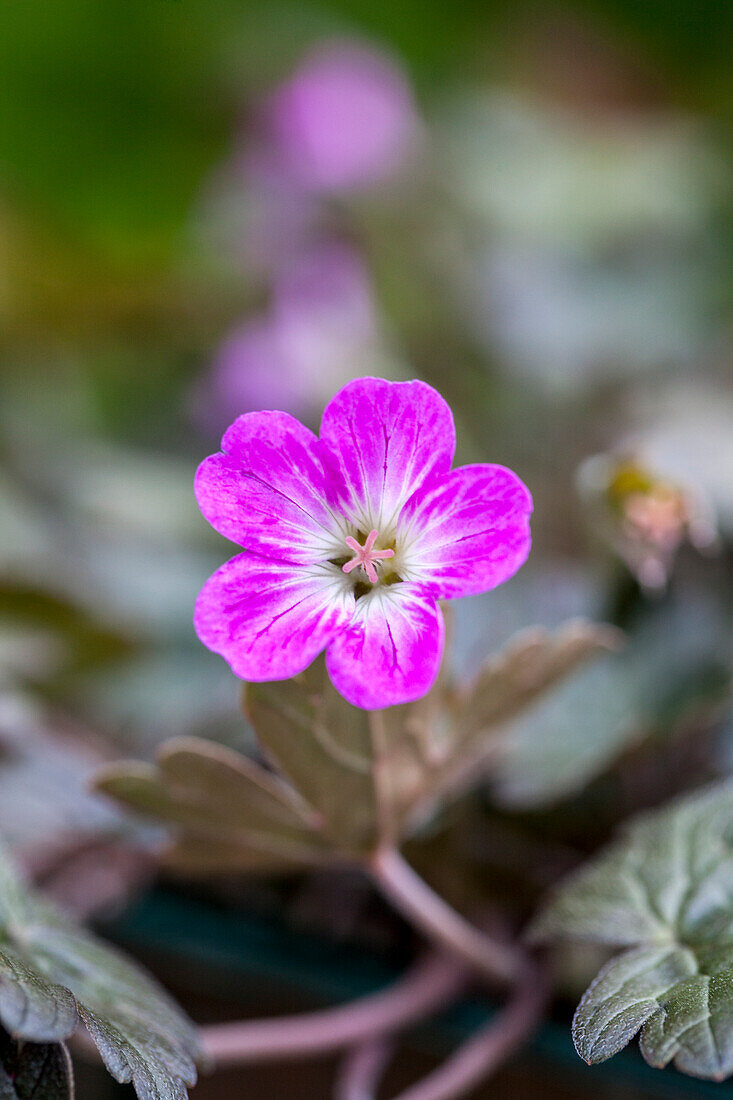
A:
[[271, 239, 375, 353], [197, 39, 421, 278], [191, 39, 416, 432], [264, 40, 420, 191], [212, 149, 322, 276], [193, 243, 399, 432]]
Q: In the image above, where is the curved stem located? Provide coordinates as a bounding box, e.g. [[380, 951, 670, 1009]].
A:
[[336, 1039, 395, 1100], [201, 950, 468, 1068], [391, 963, 547, 1100], [371, 847, 523, 985]]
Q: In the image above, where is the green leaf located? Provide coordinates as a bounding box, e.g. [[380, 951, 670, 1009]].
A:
[[572, 944, 733, 1073], [98, 624, 627, 869], [246, 627, 621, 848], [98, 656, 445, 865], [0, 1030, 74, 1099], [532, 780, 733, 1080], [0, 844, 200, 1099], [162, 833, 311, 875], [0, 949, 77, 1042]]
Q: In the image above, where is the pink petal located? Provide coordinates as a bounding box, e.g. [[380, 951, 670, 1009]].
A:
[[319, 378, 456, 535], [195, 411, 343, 563], [194, 553, 354, 681], [326, 584, 444, 709], [398, 464, 533, 598]]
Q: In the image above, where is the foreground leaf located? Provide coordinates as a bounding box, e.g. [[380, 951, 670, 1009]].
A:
[[0, 1029, 74, 1099], [531, 780, 733, 1080], [0, 844, 199, 1099]]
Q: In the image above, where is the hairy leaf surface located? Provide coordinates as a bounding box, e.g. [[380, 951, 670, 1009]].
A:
[[532, 781, 733, 1079], [0, 846, 199, 1099]]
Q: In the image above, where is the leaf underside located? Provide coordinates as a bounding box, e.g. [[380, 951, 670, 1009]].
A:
[[435, 619, 623, 805], [0, 846, 200, 1099], [458, 619, 622, 742], [97, 655, 447, 865], [95, 621, 621, 871], [532, 780, 733, 1080]]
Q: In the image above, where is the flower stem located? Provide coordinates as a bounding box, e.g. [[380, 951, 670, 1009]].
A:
[[391, 962, 547, 1100], [336, 956, 546, 1100], [201, 950, 468, 1068], [336, 1039, 395, 1100], [370, 847, 523, 985]]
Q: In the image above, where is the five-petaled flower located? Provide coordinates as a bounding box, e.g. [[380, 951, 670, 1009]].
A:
[[194, 377, 532, 709]]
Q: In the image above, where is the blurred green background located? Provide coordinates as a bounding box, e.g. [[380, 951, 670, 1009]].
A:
[[2, 0, 731, 311]]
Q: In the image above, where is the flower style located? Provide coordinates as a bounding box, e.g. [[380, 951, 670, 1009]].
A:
[[194, 378, 532, 709]]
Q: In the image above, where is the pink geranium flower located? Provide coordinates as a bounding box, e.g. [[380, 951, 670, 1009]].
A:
[[194, 378, 532, 709]]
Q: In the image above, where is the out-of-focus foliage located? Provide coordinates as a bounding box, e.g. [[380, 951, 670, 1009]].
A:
[[2, 0, 732, 886], [0, 843, 200, 1099], [1, 0, 731, 807], [494, 584, 731, 808], [0, 695, 124, 856]]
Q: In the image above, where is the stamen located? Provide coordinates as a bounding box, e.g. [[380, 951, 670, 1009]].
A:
[[342, 529, 395, 585]]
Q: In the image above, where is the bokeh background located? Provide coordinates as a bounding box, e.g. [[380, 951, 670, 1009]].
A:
[[1, 1, 732, 1096]]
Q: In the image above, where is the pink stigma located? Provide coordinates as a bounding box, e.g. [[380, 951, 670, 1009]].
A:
[[342, 529, 395, 585]]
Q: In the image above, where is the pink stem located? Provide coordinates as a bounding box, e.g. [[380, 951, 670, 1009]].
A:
[[336, 1039, 395, 1100], [201, 950, 468, 1068], [391, 963, 547, 1100], [371, 848, 523, 985]]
